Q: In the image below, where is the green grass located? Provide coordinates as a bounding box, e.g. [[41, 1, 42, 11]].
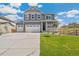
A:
[[40, 33, 79, 56]]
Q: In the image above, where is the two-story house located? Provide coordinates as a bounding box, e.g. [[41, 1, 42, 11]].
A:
[[17, 6, 58, 33]]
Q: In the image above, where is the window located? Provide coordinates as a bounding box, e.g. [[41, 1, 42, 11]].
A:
[[46, 16, 51, 20], [46, 16, 49, 19], [25, 14, 28, 20], [38, 15, 41, 18], [29, 14, 31, 18], [49, 16, 51, 19], [32, 15, 34, 18], [25, 14, 27, 18]]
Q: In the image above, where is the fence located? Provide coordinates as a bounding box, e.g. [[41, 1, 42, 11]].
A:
[[59, 28, 79, 35]]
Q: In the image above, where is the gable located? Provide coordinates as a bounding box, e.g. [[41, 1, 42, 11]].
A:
[[24, 7, 42, 14]]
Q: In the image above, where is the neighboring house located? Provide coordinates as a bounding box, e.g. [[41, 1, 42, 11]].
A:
[[17, 6, 58, 33], [0, 17, 15, 34]]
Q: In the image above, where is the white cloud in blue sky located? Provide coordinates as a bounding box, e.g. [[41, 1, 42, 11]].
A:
[[0, 3, 23, 22], [0, 6, 17, 14], [0, 3, 43, 22], [57, 9, 79, 25], [10, 3, 22, 8], [28, 3, 38, 6], [28, 3, 43, 8], [58, 9, 79, 18], [0, 3, 79, 26]]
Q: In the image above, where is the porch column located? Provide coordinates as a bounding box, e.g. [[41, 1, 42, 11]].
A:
[[46, 22, 48, 32], [40, 22, 43, 32]]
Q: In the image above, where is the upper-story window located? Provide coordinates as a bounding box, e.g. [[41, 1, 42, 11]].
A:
[[46, 16, 49, 19], [49, 16, 51, 19], [28, 14, 35, 20], [25, 14, 27, 18], [25, 14, 30, 20], [46, 16, 51, 20], [38, 15, 41, 18], [29, 14, 31, 17], [32, 15, 34, 18]]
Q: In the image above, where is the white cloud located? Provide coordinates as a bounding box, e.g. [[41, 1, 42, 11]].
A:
[[57, 19, 63, 22], [66, 14, 75, 17], [0, 3, 24, 24], [38, 4, 42, 8], [0, 6, 17, 14], [58, 19, 63, 28], [0, 4, 5, 8], [58, 12, 66, 15], [67, 10, 79, 15], [28, 3, 38, 6], [66, 10, 79, 18], [55, 16, 64, 28], [28, 3, 42, 8], [17, 9, 22, 13], [55, 16, 63, 22], [10, 3, 22, 8], [0, 3, 23, 14], [58, 9, 79, 18]]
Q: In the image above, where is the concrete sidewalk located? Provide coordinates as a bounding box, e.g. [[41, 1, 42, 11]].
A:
[[0, 33, 40, 56]]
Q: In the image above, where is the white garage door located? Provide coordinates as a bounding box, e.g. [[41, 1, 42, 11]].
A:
[[26, 24, 40, 33]]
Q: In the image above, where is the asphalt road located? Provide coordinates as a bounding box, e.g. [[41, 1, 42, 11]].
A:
[[0, 33, 40, 56]]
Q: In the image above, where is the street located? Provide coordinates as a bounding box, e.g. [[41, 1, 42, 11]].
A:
[[0, 33, 40, 56]]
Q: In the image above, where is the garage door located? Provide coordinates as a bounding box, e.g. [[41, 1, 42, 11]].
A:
[[26, 24, 40, 33]]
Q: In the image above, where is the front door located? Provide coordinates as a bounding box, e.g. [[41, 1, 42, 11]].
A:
[[43, 22, 46, 31]]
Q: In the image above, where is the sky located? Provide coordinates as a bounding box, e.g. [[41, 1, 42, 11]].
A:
[[0, 3, 79, 26]]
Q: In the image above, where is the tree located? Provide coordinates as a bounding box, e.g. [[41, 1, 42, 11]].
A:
[[52, 21, 59, 34]]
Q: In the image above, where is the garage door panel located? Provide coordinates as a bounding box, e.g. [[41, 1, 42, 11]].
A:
[[25, 24, 40, 33]]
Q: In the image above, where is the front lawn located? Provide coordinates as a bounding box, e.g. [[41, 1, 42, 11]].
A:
[[40, 33, 79, 56]]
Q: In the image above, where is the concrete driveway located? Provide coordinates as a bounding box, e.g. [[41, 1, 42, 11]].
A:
[[0, 33, 40, 56]]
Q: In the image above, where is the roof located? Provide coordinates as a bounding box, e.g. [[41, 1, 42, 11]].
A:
[[0, 19, 9, 23], [24, 6, 55, 16], [0, 16, 15, 26], [0, 16, 15, 23], [42, 14, 55, 16], [24, 6, 42, 13]]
